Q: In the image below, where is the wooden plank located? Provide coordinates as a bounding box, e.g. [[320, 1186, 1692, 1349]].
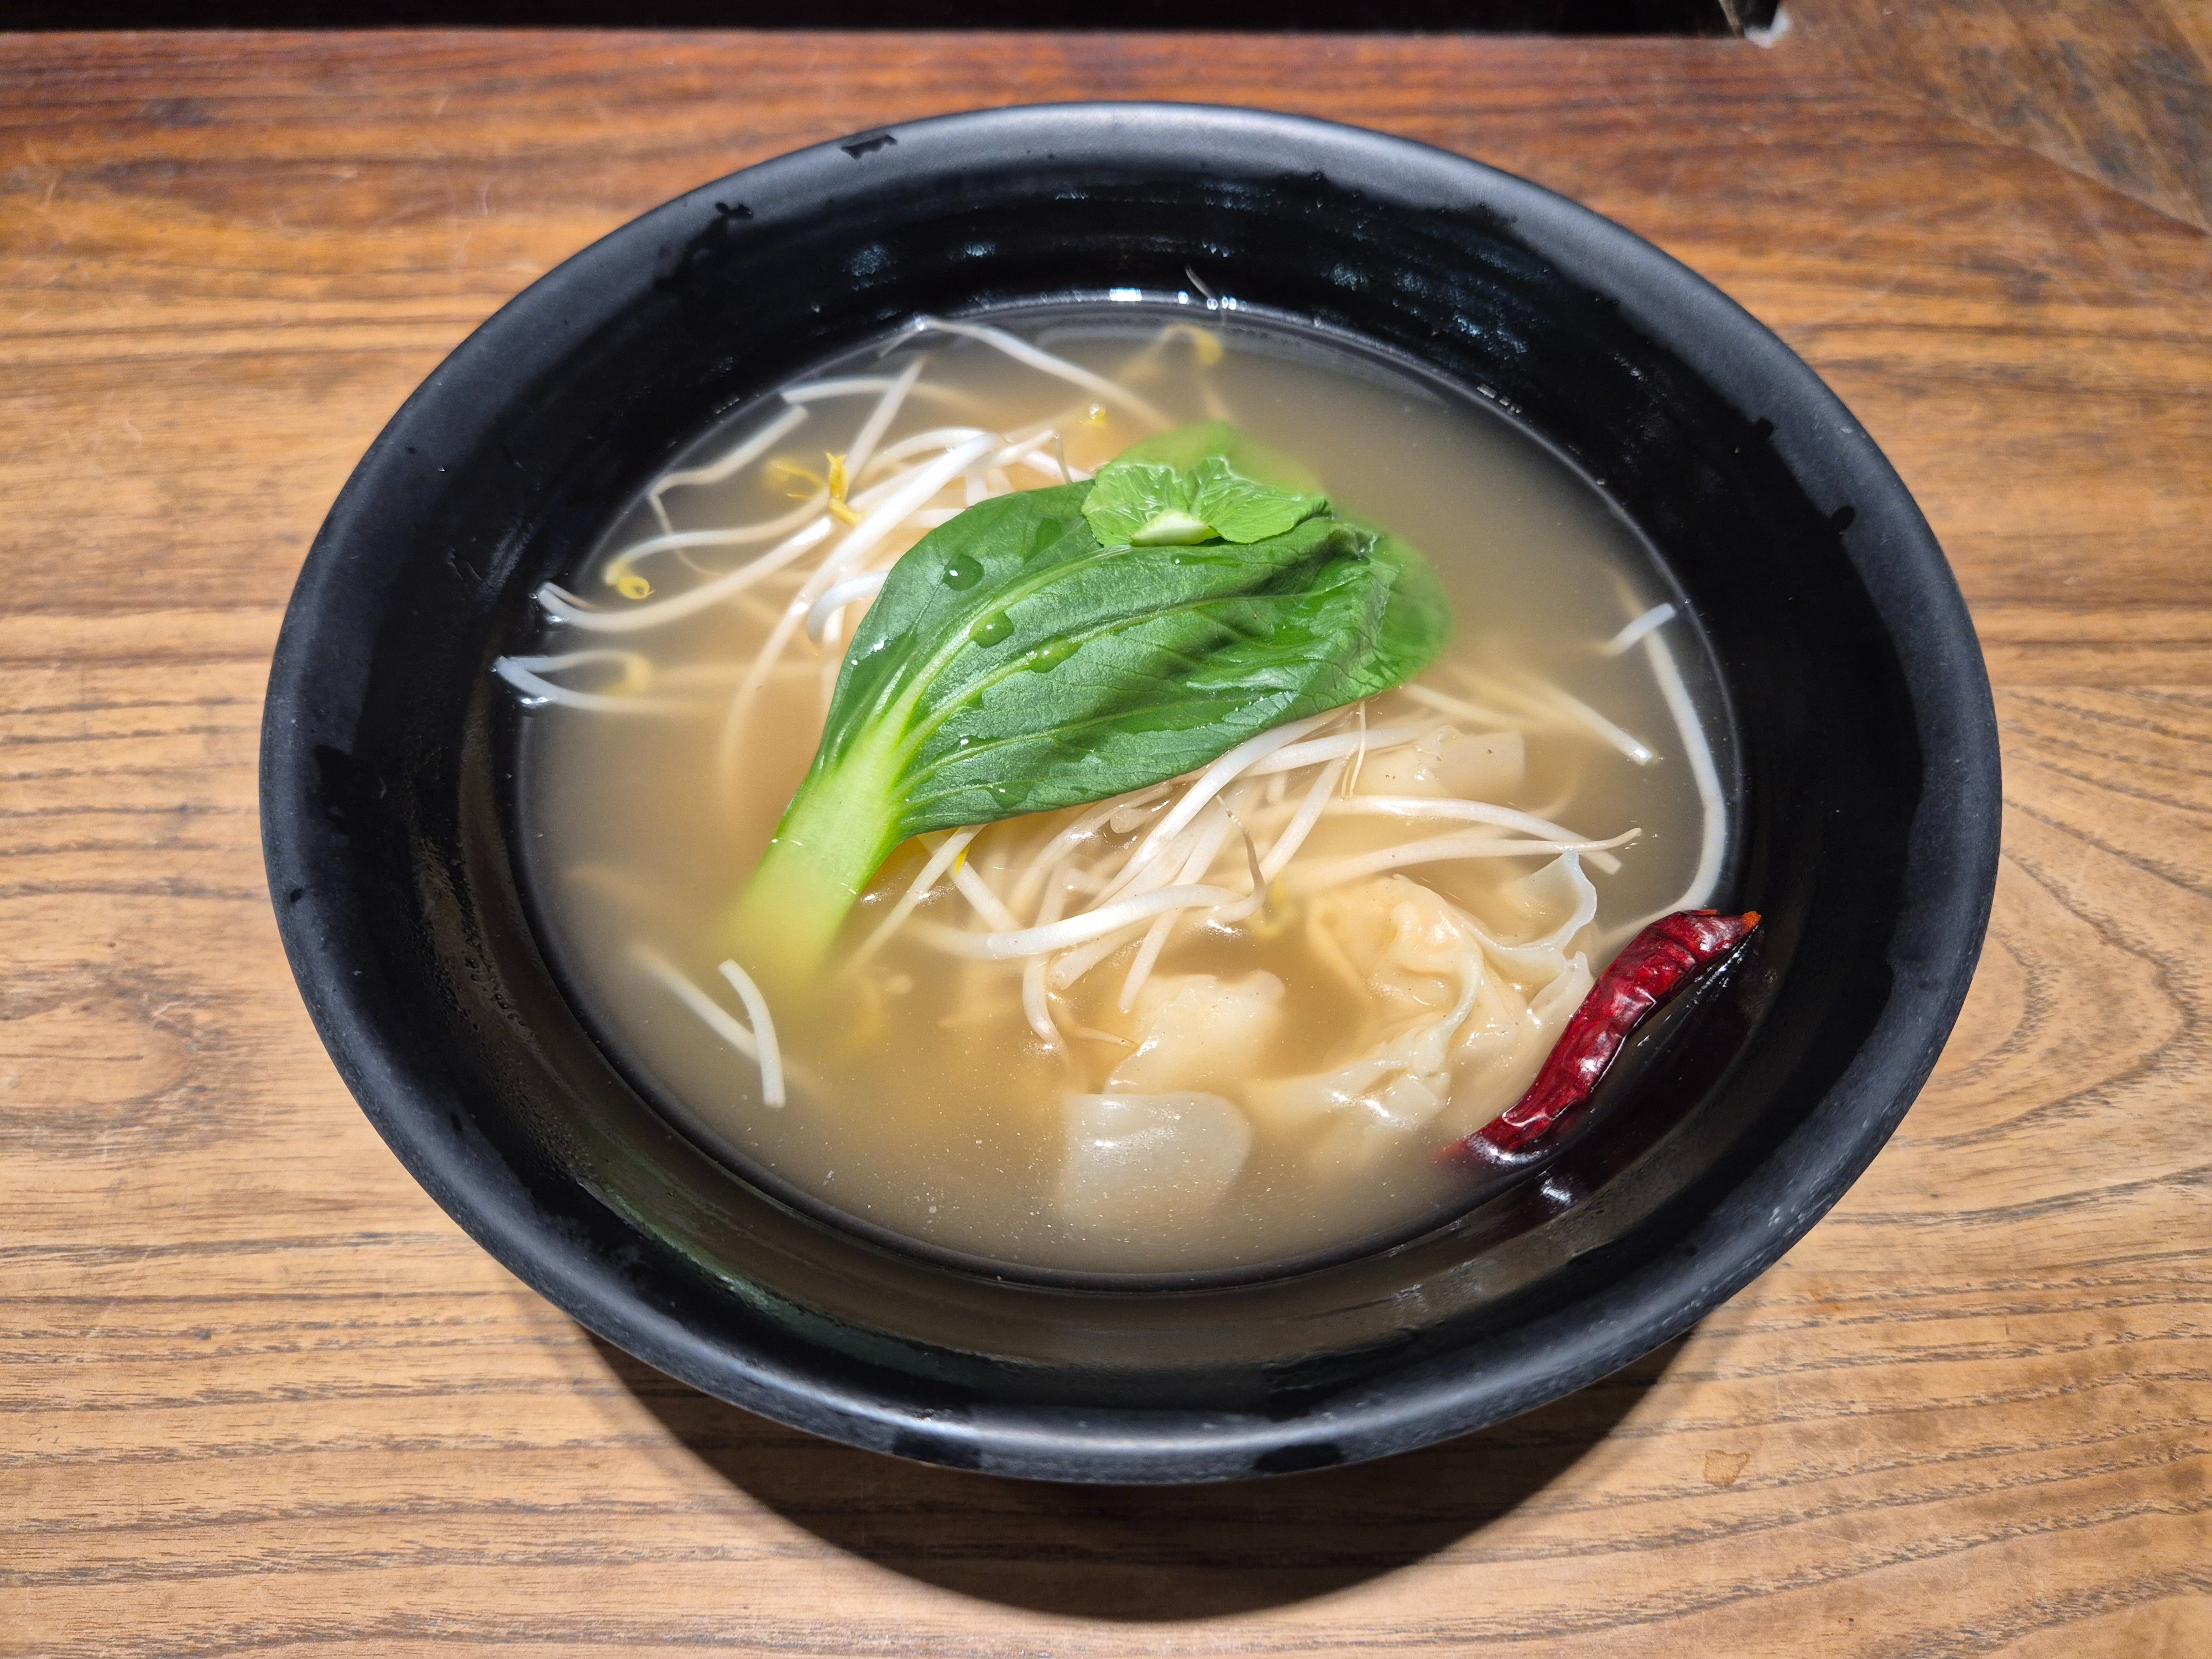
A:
[[1806, 0, 2212, 232], [1, 21, 2206, 1659]]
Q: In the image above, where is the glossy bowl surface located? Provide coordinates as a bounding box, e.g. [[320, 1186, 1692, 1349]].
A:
[[263, 102, 1999, 1483]]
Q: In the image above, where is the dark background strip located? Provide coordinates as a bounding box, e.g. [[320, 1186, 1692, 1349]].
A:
[[8, 1, 1780, 35]]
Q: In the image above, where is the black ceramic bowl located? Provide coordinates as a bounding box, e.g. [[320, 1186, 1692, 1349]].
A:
[[263, 103, 1998, 1483]]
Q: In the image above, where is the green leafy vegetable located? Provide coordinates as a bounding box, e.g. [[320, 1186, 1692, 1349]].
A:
[[731, 424, 1451, 979], [1080, 420, 1330, 546]]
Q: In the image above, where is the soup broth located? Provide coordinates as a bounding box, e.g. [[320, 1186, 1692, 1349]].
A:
[[512, 302, 1728, 1276]]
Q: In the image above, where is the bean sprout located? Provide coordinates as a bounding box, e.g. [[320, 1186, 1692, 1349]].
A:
[[780, 370, 963, 411], [538, 517, 833, 634], [717, 958, 785, 1107], [952, 859, 1021, 931], [1022, 873, 1071, 1047], [1309, 796, 1635, 875], [1643, 615, 1726, 911], [604, 493, 828, 589], [1601, 602, 1677, 656], [865, 426, 989, 476], [848, 827, 978, 968], [909, 315, 1170, 429], [1008, 786, 1166, 914], [1249, 722, 1429, 776], [1118, 796, 1241, 1011], [844, 357, 923, 479], [1112, 714, 1332, 891], [1520, 681, 1656, 766], [914, 883, 1240, 961], [646, 404, 807, 530], [631, 942, 784, 1107], [1399, 682, 1520, 728], [1259, 757, 1347, 881], [493, 651, 685, 713], [805, 570, 889, 644], [1281, 829, 1641, 897]]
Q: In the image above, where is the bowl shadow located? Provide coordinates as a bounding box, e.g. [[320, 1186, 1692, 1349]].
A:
[[591, 1330, 1684, 1619]]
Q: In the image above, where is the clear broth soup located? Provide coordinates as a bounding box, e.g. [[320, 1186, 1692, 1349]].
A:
[[512, 302, 1729, 1277]]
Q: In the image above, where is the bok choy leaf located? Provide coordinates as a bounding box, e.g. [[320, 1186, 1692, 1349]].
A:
[[731, 424, 1451, 978], [1081, 420, 1330, 545]]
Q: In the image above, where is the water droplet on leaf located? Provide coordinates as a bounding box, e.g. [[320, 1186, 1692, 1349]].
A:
[[969, 612, 1013, 647], [941, 554, 983, 589]]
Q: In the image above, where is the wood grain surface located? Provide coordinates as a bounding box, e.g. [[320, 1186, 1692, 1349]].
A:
[[3, 12, 2208, 1656], [1816, 0, 2212, 233]]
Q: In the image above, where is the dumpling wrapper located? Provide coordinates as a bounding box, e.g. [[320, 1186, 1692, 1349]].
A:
[[1250, 858, 1597, 1166], [1108, 970, 1286, 1094], [1056, 1092, 1254, 1232]]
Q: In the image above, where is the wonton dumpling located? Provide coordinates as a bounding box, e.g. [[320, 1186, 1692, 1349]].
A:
[[1488, 851, 1599, 959], [1249, 878, 1483, 1162], [1433, 938, 1593, 1138], [1249, 858, 1597, 1165], [1056, 1092, 1253, 1230], [1108, 971, 1286, 1094]]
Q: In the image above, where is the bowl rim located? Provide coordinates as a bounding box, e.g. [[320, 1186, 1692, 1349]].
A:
[[262, 100, 2001, 1482]]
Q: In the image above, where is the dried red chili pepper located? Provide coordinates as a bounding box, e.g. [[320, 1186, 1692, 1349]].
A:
[[1443, 909, 1761, 1164]]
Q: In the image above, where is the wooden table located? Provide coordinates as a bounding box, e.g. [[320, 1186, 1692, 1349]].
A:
[[5, 12, 2208, 1655]]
